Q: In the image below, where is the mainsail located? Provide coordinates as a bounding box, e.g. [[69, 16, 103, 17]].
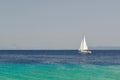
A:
[[79, 36, 88, 51]]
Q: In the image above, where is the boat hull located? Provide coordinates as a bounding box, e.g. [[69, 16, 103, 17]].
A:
[[80, 50, 92, 54]]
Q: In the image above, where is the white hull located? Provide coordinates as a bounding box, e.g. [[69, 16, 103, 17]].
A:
[[80, 50, 92, 54]]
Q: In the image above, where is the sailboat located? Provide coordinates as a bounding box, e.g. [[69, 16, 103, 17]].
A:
[[79, 35, 92, 54]]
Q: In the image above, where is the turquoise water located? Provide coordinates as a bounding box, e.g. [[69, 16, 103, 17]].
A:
[[0, 63, 120, 80]]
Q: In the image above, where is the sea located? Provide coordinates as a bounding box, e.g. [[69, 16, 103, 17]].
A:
[[0, 50, 120, 80]]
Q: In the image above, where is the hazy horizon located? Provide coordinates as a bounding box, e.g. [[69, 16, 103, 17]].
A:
[[0, 0, 120, 49], [0, 46, 120, 50]]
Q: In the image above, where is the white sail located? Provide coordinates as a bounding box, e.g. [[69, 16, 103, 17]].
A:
[[79, 35, 91, 53], [80, 36, 88, 51]]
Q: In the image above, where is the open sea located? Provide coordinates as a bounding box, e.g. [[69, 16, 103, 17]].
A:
[[0, 50, 120, 80]]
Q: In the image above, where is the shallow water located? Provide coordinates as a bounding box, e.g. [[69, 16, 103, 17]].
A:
[[0, 64, 120, 80]]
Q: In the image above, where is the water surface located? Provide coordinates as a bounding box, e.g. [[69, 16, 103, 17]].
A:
[[0, 50, 119, 80]]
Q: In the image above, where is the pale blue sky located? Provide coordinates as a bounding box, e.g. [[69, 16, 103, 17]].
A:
[[0, 0, 120, 49]]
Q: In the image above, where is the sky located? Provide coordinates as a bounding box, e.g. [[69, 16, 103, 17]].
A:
[[0, 0, 120, 49]]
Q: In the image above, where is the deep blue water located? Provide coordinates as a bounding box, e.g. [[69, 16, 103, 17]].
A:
[[0, 50, 120, 65]]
